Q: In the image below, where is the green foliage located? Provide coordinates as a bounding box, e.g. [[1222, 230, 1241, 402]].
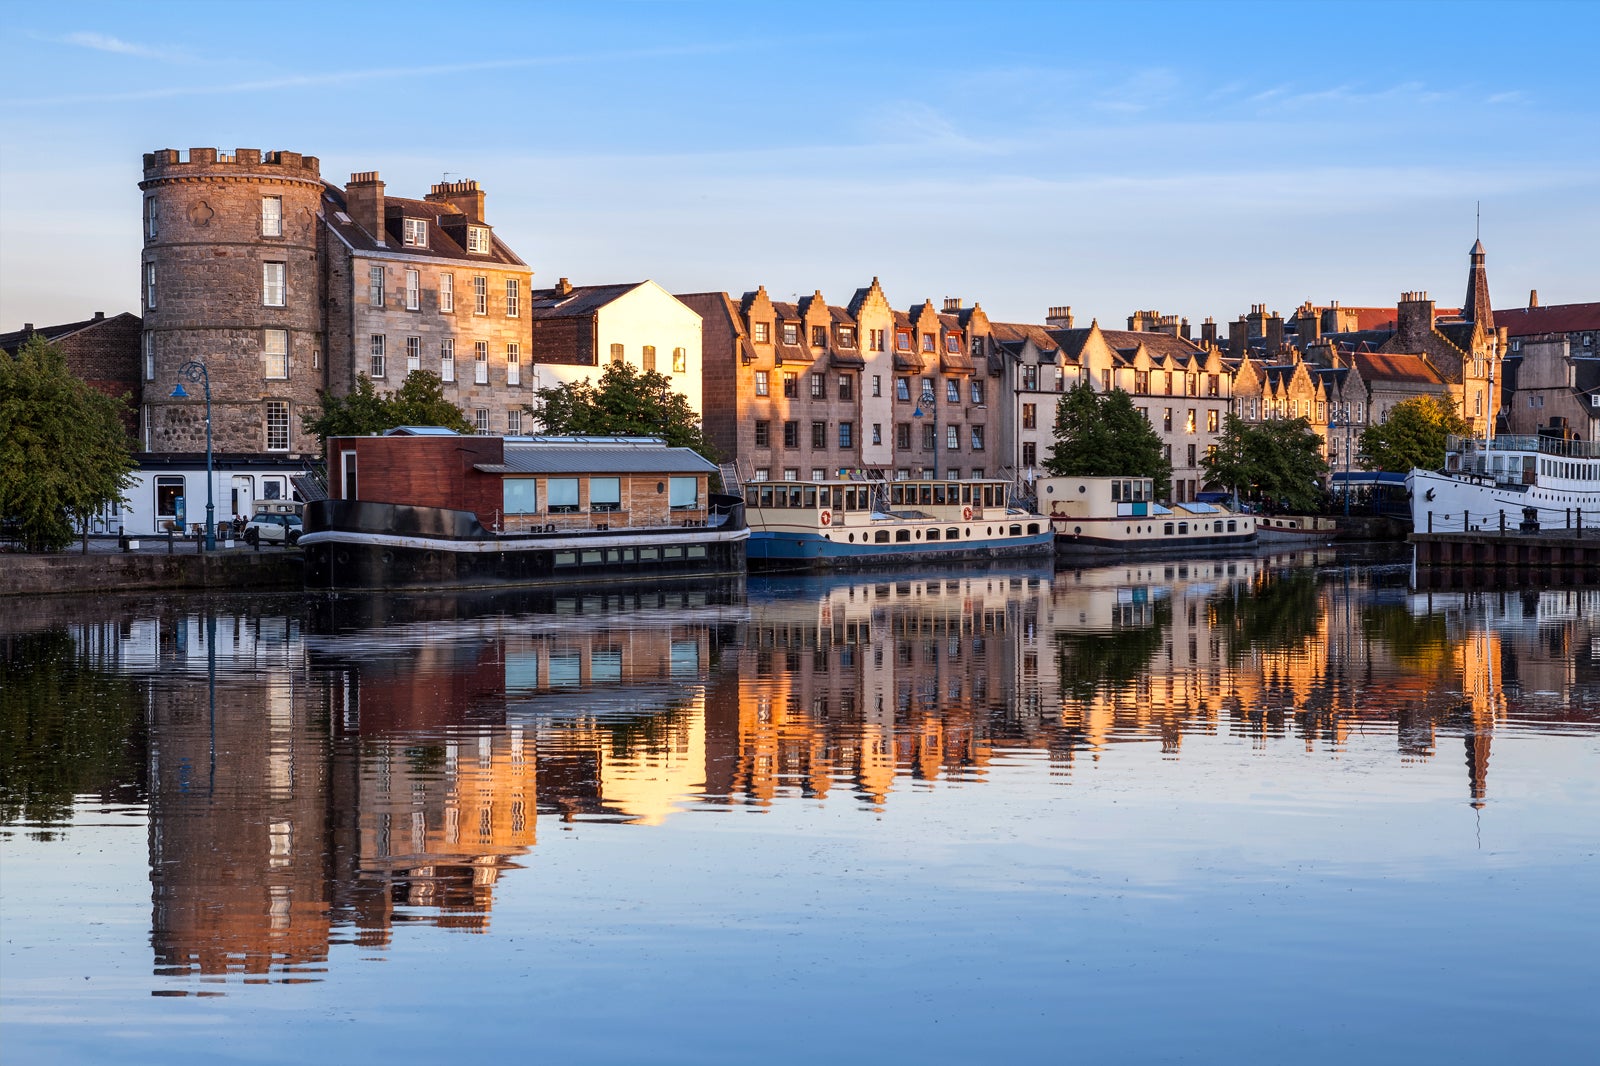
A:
[[1359, 395, 1470, 473], [1208, 570, 1321, 662], [1044, 382, 1171, 496], [0, 335, 137, 551], [1053, 599, 1171, 700], [1200, 414, 1329, 513], [0, 629, 146, 828], [525, 362, 715, 461], [300, 370, 472, 447]]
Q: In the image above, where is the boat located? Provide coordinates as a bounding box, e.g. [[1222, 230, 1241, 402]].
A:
[[301, 431, 748, 590], [741, 476, 1054, 571], [1409, 432, 1600, 535], [1036, 475, 1257, 559], [1256, 514, 1340, 544]]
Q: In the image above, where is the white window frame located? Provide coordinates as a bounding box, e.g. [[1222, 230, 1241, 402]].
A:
[[261, 196, 283, 237], [506, 343, 520, 386], [406, 335, 421, 374], [265, 400, 290, 451], [263, 329, 289, 379], [144, 333, 155, 381], [370, 334, 386, 378], [673, 347, 687, 374], [441, 338, 455, 382], [467, 227, 490, 254], [144, 196, 158, 239], [474, 342, 489, 384], [402, 218, 428, 248], [146, 263, 156, 308], [405, 269, 420, 311], [369, 266, 384, 307], [505, 279, 519, 317], [262, 262, 286, 307], [754, 370, 769, 396], [506, 408, 523, 435], [473, 275, 487, 315], [474, 408, 490, 433]]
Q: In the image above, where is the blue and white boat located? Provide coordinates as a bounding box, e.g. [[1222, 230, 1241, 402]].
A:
[[741, 477, 1054, 571], [1037, 475, 1257, 559]]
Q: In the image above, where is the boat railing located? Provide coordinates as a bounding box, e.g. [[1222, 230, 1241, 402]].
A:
[[1415, 501, 1596, 536], [1450, 434, 1600, 460], [499, 509, 710, 534]]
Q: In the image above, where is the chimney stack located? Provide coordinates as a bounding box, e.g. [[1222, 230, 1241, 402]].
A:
[[1528, 289, 1539, 309], [426, 178, 485, 222], [346, 171, 386, 243], [556, 277, 573, 296], [1046, 305, 1074, 329], [943, 297, 962, 313], [1200, 317, 1217, 345], [1396, 291, 1436, 351]]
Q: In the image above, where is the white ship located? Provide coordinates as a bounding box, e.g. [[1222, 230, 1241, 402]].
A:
[[1409, 433, 1600, 534]]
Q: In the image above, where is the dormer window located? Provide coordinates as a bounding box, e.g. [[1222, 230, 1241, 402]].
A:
[[753, 322, 770, 343], [945, 334, 961, 355], [403, 218, 428, 247], [781, 323, 798, 345], [811, 325, 827, 348], [896, 331, 912, 352], [837, 326, 855, 348], [467, 226, 490, 254]]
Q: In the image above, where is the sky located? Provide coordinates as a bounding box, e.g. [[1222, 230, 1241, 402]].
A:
[[1, 0, 1596, 335]]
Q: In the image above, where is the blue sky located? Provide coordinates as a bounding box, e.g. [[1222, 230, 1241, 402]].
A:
[[2, 0, 1595, 334]]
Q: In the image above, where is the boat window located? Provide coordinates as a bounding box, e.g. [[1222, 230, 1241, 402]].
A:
[[895, 530, 911, 542], [961, 485, 972, 504], [927, 528, 940, 541], [947, 528, 960, 540], [669, 477, 698, 510], [1178, 522, 1188, 534], [759, 486, 774, 508], [1111, 481, 1122, 502], [1027, 523, 1039, 534], [1009, 524, 1022, 536], [503, 477, 537, 515], [787, 486, 803, 508], [875, 530, 890, 543], [1164, 523, 1174, 535], [891, 485, 905, 506], [590, 477, 621, 513], [803, 486, 817, 508], [747, 487, 759, 507], [1227, 520, 1236, 532], [639, 547, 659, 561], [548, 477, 579, 514], [933, 484, 947, 505], [919, 484, 933, 506]]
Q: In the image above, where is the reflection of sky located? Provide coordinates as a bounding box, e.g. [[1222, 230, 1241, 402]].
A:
[[3, 559, 1598, 1063]]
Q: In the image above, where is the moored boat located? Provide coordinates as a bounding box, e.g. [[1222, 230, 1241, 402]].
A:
[[1256, 514, 1340, 543], [742, 476, 1054, 571], [1408, 432, 1600, 534], [1037, 475, 1257, 559]]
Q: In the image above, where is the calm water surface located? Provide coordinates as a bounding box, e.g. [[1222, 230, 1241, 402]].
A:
[[3, 547, 1597, 1064]]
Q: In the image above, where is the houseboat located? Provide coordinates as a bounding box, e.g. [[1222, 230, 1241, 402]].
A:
[[93, 453, 313, 538], [301, 431, 747, 590], [1256, 514, 1340, 544], [742, 476, 1054, 571], [1037, 475, 1257, 560], [1409, 432, 1600, 534]]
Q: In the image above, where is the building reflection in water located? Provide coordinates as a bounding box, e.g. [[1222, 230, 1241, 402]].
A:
[[27, 561, 1595, 985]]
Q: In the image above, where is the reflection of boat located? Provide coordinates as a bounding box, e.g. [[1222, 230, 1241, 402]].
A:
[[1256, 515, 1340, 543], [1409, 433, 1600, 534], [1038, 476, 1256, 559], [741, 477, 1054, 571], [302, 432, 748, 590]]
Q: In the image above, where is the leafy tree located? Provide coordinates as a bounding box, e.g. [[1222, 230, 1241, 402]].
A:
[[0, 335, 137, 552], [1044, 382, 1171, 496], [1201, 414, 1329, 513], [1359, 395, 1469, 473], [300, 370, 472, 446], [524, 362, 715, 460]]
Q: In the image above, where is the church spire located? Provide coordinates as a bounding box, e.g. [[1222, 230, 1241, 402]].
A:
[[1463, 238, 1494, 331]]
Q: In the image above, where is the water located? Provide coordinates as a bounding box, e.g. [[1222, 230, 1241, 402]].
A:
[[3, 547, 1597, 1064]]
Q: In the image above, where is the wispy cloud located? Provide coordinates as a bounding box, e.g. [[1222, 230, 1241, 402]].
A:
[[1487, 90, 1528, 105], [54, 30, 189, 62]]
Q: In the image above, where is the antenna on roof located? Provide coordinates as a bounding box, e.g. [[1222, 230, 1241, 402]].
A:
[[1476, 200, 1480, 241], [442, 171, 457, 183]]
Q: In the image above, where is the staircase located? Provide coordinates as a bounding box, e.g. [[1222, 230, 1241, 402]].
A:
[[718, 462, 743, 497]]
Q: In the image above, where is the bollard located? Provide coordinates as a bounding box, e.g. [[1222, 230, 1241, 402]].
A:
[[1499, 511, 1506, 533], [167, 529, 174, 555]]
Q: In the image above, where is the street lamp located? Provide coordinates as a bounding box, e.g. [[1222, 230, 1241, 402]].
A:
[[171, 360, 215, 550], [1330, 416, 1353, 517], [914, 383, 938, 479]]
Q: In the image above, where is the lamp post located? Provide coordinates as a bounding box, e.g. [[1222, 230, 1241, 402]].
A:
[[1330, 416, 1353, 516], [171, 360, 215, 550], [914, 383, 937, 479]]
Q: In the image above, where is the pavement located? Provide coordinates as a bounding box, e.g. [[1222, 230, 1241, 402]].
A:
[[9, 533, 300, 556]]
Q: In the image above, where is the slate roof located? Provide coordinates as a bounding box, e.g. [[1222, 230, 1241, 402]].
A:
[[320, 184, 528, 267], [675, 291, 759, 365], [1353, 351, 1443, 386], [1492, 302, 1600, 337], [527, 282, 642, 320], [0, 311, 140, 353], [491, 443, 717, 476]]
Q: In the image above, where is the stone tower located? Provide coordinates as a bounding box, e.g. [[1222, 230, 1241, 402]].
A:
[[1461, 238, 1494, 332], [139, 148, 325, 455]]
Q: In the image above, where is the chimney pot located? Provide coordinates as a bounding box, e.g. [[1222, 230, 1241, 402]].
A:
[[94, 311, 105, 320]]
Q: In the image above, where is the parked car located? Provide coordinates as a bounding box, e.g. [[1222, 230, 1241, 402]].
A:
[[244, 512, 302, 546]]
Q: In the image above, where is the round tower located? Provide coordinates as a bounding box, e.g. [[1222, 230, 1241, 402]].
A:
[[140, 148, 324, 455]]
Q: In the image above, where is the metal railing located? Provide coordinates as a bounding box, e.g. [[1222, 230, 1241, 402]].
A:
[[1417, 504, 1592, 536]]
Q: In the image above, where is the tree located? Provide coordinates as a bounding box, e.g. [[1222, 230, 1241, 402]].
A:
[[300, 370, 472, 446], [0, 336, 137, 552], [524, 362, 715, 461], [1044, 382, 1171, 496], [1201, 414, 1329, 513], [1359, 395, 1469, 473]]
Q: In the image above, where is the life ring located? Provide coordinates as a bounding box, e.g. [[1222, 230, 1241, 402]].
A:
[[962, 507, 973, 520], [820, 510, 832, 526]]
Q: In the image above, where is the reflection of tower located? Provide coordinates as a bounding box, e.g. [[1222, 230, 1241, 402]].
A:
[[1455, 627, 1503, 807], [1465, 733, 1491, 809]]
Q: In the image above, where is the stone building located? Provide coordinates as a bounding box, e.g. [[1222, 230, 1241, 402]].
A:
[[1500, 332, 1600, 441], [0, 310, 143, 434]]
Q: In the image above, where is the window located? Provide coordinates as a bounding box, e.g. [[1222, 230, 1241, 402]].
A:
[[507, 408, 522, 435], [590, 477, 621, 512], [944, 425, 959, 450], [872, 423, 882, 445], [946, 334, 961, 355], [872, 375, 882, 397], [505, 279, 519, 317], [838, 326, 855, 348], [839, 375, 854, 401], [1022, 365, 1038, 391], [922, 424, 937, 450], [811, 325, 827, 348], [1163, 407, 1173, 431], [1186, 409, 1196, 433], [970, 426, 984, 450], [896, 377, 911, 401], [870, 329, 885, 352], [467, 226, 490, 254], [263, 262, 285, 307], [440, 274, 454, 312], [474, 408, 490, 433], [754, 421, 770, 447], [753, 322, 770, 343], [1206, 410, 1219, 432], [610, 343, 625, 365], [441, 339, 455, 382], [144, 333, 154, 380], [405, 269, 420, 310], [402, 217, 427, 247], [921, 377, 935, 403], [265, 401, 289, 451], [369, 334, 386, 378], [261, 196, 282, 237], [1022, 442, 1037, 466], [673, 347, 687, 374], [896, 331, 912, 352], [783, 421, 799, 448], [811, 373, 825, 398], [784, 468, 799, 481], [783, 374, 798, 398], [369, 266, 384, 307], [473, 276, 487, 314], [1164, 371, 1174, 395], [642, 345, 656, 372], [970, 380, 984, 405], [754, 370, 769, 396], [811, 421, 827, 449], [548, 478, 580, 513], [507, 343, 520, 386], [917, 333, 932, 353], [1208, 374, 1220, 397], [475, 342, 489, 384], [406, 336, 421, 374], [504, 478, 536, 514], [1022, 403, 1037, 429], [1102, 369, 1111, 390], [669, 477, 698, 509], [839, 422, 853, 448], [144, 196, 158, 239], [946, 379, 959, 403], [1187, 443, 1197, 467], [263, 329, 288, 379], [782, 323, 799, 345], [1135, 370, 1150, 393], [896, 424, 912, 449], [812, 468, 827, 482], [752, 469, 770, 482]]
